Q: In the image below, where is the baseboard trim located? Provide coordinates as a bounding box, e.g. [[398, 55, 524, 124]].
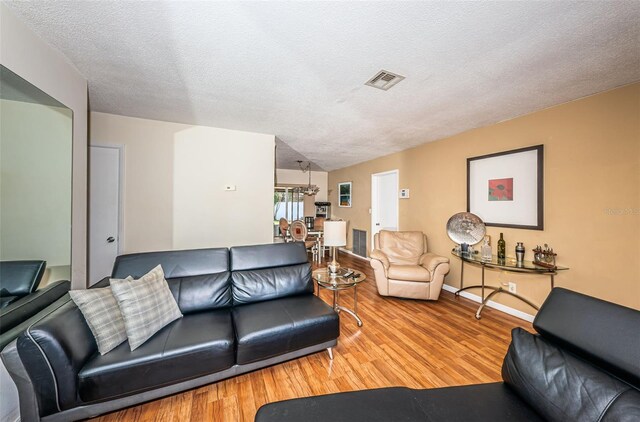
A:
[[442, 284, 535, 322], [338, 247, 370, 261]]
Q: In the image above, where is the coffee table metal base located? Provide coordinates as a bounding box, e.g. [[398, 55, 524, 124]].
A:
[[331, 288, 363, 327]]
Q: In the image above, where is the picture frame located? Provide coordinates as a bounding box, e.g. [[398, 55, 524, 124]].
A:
[[338, 181, 352, 208], [467, 145, 544, 230]]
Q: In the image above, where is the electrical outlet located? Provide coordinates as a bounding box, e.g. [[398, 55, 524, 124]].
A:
[[508, 282, 517, 294]]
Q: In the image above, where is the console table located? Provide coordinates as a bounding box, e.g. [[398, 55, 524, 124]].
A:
[[451, 250, 568, 319]]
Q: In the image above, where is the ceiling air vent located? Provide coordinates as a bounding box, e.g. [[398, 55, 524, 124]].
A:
[[365, 70, 405, 91]]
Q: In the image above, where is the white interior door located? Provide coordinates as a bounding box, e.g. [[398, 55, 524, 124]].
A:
[[89, 146, 121, 285], [371, 170, 399, 248]]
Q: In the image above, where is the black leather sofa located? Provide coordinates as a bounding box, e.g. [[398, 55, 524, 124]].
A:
[[0, 260, 47, 308], [1, 242, 340, 422], [256, 288, 640, 421], [0, 280, 70, 350]]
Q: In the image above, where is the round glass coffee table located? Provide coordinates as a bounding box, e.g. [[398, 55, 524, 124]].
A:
[[313, 267, 366, 327]]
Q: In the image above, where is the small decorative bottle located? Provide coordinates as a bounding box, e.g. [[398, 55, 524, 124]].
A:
[[515, 242, 525, 263], [497, 233, 506, 260], [481, 237, 492, 261]]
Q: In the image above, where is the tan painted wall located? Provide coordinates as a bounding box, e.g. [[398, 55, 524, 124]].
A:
[[329, 83, 640, 312], [90, 112, 275, 253]]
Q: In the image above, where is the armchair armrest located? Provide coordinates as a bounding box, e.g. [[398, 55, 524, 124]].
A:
[[420, 253, 449, 273], [370, 249, 390, 270]]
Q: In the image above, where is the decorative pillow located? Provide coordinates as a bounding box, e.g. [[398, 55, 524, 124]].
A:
[[502, 327, 635, 422], [70, 286, 128, 355], [110, 265, 182, 351]]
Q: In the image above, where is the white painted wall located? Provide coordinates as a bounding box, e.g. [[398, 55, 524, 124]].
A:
[[276, 168, 329, 202], [90, 112, 275, 253], [173, 126, 274, 248], [0, 100, 72, 281], [0, 3, 88, 288], [0, 4, 88, 421]]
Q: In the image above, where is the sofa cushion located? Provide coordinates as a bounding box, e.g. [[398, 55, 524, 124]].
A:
[[502, 327, 639, 422], [166, 272, 232, 313], [601, 389, 640, 421], [533, 287, 640, 388], [78, 310, 235, 402], [110, 265, 183, 351], [69, 287, 128, 355], [232, 264, 313, 305], [232, 295, 339, 365], [255, 383, 543, 422], [388, 264, 430, 282], [112, 248, 229, 279], [230, 242, 308, 271]]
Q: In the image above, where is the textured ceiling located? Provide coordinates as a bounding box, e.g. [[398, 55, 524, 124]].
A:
[[5, 1, 640, 171]]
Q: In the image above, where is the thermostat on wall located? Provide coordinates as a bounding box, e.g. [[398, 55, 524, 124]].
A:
[[224, 185, 236, 191], [399, 188, 410, 199]]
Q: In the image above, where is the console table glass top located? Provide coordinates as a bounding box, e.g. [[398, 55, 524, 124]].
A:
[[451, 250, 568, 319], [452, 250, 569, 273]]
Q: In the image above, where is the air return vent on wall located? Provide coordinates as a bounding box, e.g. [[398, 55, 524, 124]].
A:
[[365, 70, 405, 90]]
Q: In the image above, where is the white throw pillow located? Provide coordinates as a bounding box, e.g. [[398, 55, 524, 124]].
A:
[[70, 287, 128, 355], [110, 265, 183, 351]]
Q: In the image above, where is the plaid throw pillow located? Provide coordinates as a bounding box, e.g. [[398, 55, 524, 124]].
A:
[[70, 287, 128, 355], [110, 265, 183, 351]]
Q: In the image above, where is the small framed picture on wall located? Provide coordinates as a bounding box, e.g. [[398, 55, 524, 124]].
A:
[[338, 182, 352, 207]]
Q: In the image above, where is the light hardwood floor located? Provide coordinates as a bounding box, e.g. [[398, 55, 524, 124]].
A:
[[90, 251, 531, 422]]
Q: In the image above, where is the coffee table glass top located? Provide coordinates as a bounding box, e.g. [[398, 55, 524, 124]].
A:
[[312, 267, 366, 289]]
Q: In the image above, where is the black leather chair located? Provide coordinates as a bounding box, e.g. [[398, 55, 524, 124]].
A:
[[255, 288, 640, 421], [0, 260, 46, 308]]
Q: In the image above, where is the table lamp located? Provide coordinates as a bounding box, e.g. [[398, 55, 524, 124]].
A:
[[323, 220, 346, 275]]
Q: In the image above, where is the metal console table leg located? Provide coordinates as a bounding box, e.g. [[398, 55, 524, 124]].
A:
[[454, 258, 559, 320]]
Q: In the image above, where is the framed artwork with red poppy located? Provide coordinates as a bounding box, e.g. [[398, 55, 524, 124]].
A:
[[467, 145, 544, 230]]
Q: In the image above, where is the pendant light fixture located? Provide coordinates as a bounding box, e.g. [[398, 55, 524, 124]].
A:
[[297, 160, 320, 196]]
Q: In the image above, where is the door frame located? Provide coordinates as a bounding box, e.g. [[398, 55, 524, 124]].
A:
[[88, 144, 125, 286], [371, 169, 399, 249]]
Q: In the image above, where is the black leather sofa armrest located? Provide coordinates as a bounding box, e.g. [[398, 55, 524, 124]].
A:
[[16, 297, 98, 416], [0, 280, 71, 335], [0, 260, 47, 297], [91, 276, 111, 289]]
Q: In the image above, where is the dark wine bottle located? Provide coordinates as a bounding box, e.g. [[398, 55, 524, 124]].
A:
[[497, 233, 506, 260]]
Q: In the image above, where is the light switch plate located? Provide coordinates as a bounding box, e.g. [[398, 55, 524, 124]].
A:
[[399, 188, 410, 198]]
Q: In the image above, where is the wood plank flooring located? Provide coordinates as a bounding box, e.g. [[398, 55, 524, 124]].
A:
[[90, 251, 531, 422]]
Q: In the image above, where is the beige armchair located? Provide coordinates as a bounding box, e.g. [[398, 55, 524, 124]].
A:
[[370, 230, 450, 300]]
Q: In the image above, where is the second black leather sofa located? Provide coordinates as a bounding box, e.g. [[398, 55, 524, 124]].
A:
[[2, 242, 340, 422], [255, 288, 640, 421]]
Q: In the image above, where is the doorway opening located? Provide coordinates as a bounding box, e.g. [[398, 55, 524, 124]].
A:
[[371, 170, 399, 249]]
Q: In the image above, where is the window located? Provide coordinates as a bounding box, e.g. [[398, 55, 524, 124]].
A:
[[273, 187, 305, 236]]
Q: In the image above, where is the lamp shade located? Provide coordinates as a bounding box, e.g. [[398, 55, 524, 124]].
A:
[[323, 220, 346, 247]]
